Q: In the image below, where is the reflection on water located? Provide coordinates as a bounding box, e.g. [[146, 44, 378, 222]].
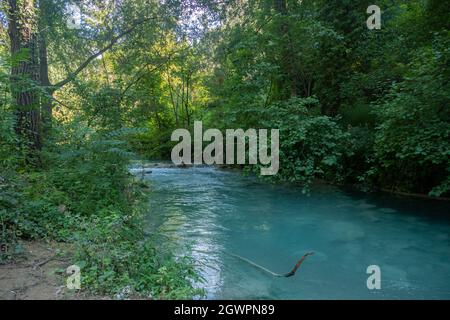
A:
[[142, 166, 450, 299]]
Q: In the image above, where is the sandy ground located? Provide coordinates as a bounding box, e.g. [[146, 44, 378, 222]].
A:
[[0, 241, 96, 300]]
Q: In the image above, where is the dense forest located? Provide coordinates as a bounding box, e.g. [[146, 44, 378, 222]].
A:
[[0, 0, 449, 299]]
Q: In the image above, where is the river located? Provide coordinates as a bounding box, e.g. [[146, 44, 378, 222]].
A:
[[140, 165, 450, 299]]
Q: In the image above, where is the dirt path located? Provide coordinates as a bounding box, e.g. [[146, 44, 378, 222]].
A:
[[0, 241, 96, 300]]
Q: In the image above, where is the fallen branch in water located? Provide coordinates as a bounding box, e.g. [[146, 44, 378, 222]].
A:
[[228, 252, 314, 278]]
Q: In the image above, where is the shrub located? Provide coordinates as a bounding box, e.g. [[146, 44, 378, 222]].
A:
[[372, 32, 450, 196], [253, 97, 353, 190]]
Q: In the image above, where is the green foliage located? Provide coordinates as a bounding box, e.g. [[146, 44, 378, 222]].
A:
[[339, 104, 376, 127], [85, 87, 125, 131], [128, 126, 175, 160], [0, 117, 202, 297], [1, 0, 450, 298], [75, 212, 203, 299], [372, 31, 450, 196], [0, 110, 19, 168], [259, 98, 352, 188], [205, 0, 449, 197], [39, 123, 146, 217], [340, 126, 375, 188], [0, 171, 24, 262]]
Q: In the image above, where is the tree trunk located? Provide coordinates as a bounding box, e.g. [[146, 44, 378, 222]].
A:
[[184, 72, 190, 127], [8, 0, 42, 151], [166, 71, 179, 126], [38, 0, 53, 133], [273, 0, 298, 99]]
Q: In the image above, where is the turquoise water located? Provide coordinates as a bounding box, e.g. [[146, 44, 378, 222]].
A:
[[142, 166, 450, 299]]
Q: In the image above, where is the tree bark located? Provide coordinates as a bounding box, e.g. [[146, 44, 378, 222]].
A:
[[38, 0, 52, 133], [8, 0, 42, 151]]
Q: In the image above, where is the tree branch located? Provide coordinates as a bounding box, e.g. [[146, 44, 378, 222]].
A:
[[52, 17, 156, 91], [120, 49, 181, 99]]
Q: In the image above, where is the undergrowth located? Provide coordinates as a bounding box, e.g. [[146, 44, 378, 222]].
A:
[[0, 118, 204, 299]]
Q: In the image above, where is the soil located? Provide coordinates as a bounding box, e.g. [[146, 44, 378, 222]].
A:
[[0, 241, 102, 300]]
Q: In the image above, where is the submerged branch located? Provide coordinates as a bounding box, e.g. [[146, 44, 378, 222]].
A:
[[228, 252, 314, 278]]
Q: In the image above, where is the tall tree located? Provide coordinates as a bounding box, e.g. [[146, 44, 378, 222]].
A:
[[7, 0, 42, 151], [37, 0, 51, 132]]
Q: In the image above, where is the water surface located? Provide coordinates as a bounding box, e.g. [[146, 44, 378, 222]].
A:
[[142, 166, 450, 299]]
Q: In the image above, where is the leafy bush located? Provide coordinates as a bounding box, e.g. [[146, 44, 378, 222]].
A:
[[253, 97, 353, 190], [0, 111, 19, 169], [372, 32, 450, 196], [339, 126, 376, 189], [339, 103, 376, 127], [75, 211, 203, 299], [128, 126, 174, 160], [0, 170, 24, 262]]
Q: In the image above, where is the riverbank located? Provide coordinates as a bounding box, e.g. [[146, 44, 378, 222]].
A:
[[0, 241, 104, 300], [135, 161, 450, 201], [1, 148, 203, 300]]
